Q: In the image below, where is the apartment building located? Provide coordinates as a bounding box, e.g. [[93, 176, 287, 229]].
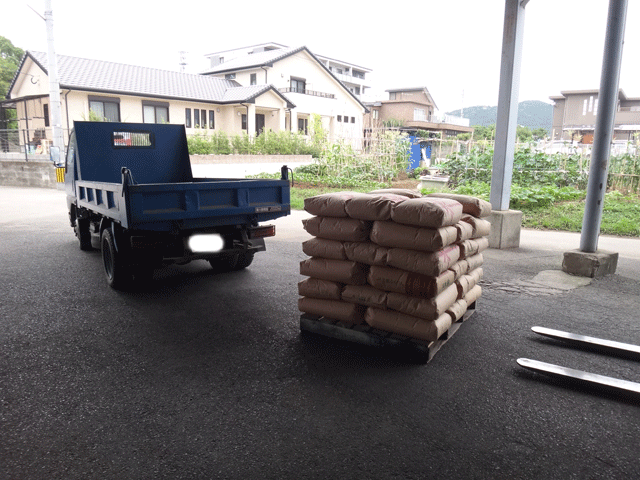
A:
[[550, 89, 640, 143]]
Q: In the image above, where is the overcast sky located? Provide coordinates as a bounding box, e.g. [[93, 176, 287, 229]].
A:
[[3, 0, 639, 114]]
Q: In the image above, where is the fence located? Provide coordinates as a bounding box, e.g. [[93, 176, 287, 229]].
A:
[[0, 128, 72, 160], [434, 139, 640, 195]]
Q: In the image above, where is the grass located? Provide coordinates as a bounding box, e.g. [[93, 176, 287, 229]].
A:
[[290, 184, 640, 238]]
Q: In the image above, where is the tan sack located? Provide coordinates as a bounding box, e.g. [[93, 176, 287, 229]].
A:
[[302, 238, 347, 260], [455, 267, 483, 299], [344, 194, 408, 221], [344, 241, 389, 266], [465, 253, 484, 272], [368, 188, 422, 199], [460, 215, 492, 238], [370, 221, 458, 252], [446, 298, 469, 322], [386, 283, 459, 321], [455, 221, 475, 242], [365, 308, 452, 342], [302, 216, 372, 242], [298, 278, 344, 300], [464, 284, 482, 306], [427, 193, 492, 218], [448, 259, 469, 280], [304, 191, 369, 218], [300, 258, 369, 285], [386, 244, 460, 277], [299, 297, 366, 324], [391, 197, 463, 228], [368, 265, 455, 298], [459, 237, 490, 259], [341, 285, 388, 309]]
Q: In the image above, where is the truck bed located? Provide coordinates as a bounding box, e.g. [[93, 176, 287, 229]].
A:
[[75, 176, 291, 231]]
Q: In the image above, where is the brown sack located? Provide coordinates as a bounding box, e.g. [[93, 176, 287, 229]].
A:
[[368, 188, 422, 199], [370, 221, 458, 252], [464, 285, 482, 306], [367, 265, 455, 298], [455, 267, 483, 299], [427, 193, 492, 218], [302, 238, 347, 260], [455, 221, 475, 242], [344, 242, 389, 266], [386, 244, 460, 277], [304, 191, 369, 218], [344, 194, 408, 221], [391, 197, 463, 228], [465, 253, 484, 272], [302, 216, 372, 242], [365, 307, 452, 342], [446, 298, 469, 322], [448, 259, 469, 280], [459, 237, 490, 259], [298, 297, 366, 324], [298, 278, 344, 300], [460, 215, 492, 238], [300, 258, 369, 285], [386, 283, 459, 321], [341, 285, 388, 309]]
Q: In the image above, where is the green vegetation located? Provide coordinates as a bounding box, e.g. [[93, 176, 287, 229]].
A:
[[1, 36, 24, 129]]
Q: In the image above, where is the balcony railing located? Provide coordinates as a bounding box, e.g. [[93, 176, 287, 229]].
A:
[[279, 88, 335, 99]]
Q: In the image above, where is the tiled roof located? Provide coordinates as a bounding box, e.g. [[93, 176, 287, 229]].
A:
[[21, 51, 290, 105], [202, 46, 305, 75]]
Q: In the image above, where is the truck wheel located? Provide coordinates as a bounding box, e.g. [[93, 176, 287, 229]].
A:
[[101, 228, 132, 289], [234, 251, 255, 270], [75, 218, 92, 251]]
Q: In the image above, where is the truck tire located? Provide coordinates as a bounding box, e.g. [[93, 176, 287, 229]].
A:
[[234, 251, 255, 269], [101, 228, 133, 289], [75, 218, 92, 251], [208, 251, 254, 272]]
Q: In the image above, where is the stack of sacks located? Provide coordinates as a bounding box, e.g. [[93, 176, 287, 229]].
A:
[[298, 190, 492, 344]]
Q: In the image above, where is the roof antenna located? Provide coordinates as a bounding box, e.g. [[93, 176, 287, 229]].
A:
[[179, 51, 187, 73]]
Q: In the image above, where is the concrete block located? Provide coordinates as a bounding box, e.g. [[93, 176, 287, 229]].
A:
[[562, 249, 618, 278], [487, 210, 522, 249]]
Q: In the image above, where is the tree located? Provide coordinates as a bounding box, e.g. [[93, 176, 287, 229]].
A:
[[472, 124, 496, 141], [1, 36, 24, 131], [1, 36, 25, 99]]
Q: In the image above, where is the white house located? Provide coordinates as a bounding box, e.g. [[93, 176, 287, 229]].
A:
[[202, 45, 369, 142], [6, 51, 295, 151]]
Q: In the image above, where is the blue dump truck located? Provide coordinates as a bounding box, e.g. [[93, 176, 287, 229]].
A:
[[64, 121, 291, 289]]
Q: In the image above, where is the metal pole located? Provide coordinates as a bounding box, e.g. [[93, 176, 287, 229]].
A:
[[44, 0, 65, 166], [580, 0, 628, 252], [490, 0, 527, 211]]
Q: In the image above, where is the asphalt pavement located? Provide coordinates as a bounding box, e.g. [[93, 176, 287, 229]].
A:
[[2, 185, 640, 480]]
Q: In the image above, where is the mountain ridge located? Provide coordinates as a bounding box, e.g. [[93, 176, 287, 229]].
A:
[[446, 100, 553, 131]]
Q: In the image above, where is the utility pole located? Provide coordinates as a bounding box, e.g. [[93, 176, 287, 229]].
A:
[[44, 0, 65, 165]]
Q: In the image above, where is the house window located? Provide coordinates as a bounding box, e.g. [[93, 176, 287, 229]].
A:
[[89, 96, 120, 122], [298, 118, 308, 135], [343, 115, 349, 123], [414, 108, 427, 122], [201, 110, 207, 129], [142, 101, 169, 124], [351, 117, 355, 124], [242, 114, 247, 130], [225, 73, 236, 80], [209, 110, 215, 129], [194, 109, 200, 128], [337, 115, 342, 122], [43, 104, 50, 127], [250, 73, 257, 85], [185, 108, 192, 128], [291, 77, 306, 93]]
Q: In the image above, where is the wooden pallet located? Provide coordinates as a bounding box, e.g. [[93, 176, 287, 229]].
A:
[[300, 302, 476, 364]]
